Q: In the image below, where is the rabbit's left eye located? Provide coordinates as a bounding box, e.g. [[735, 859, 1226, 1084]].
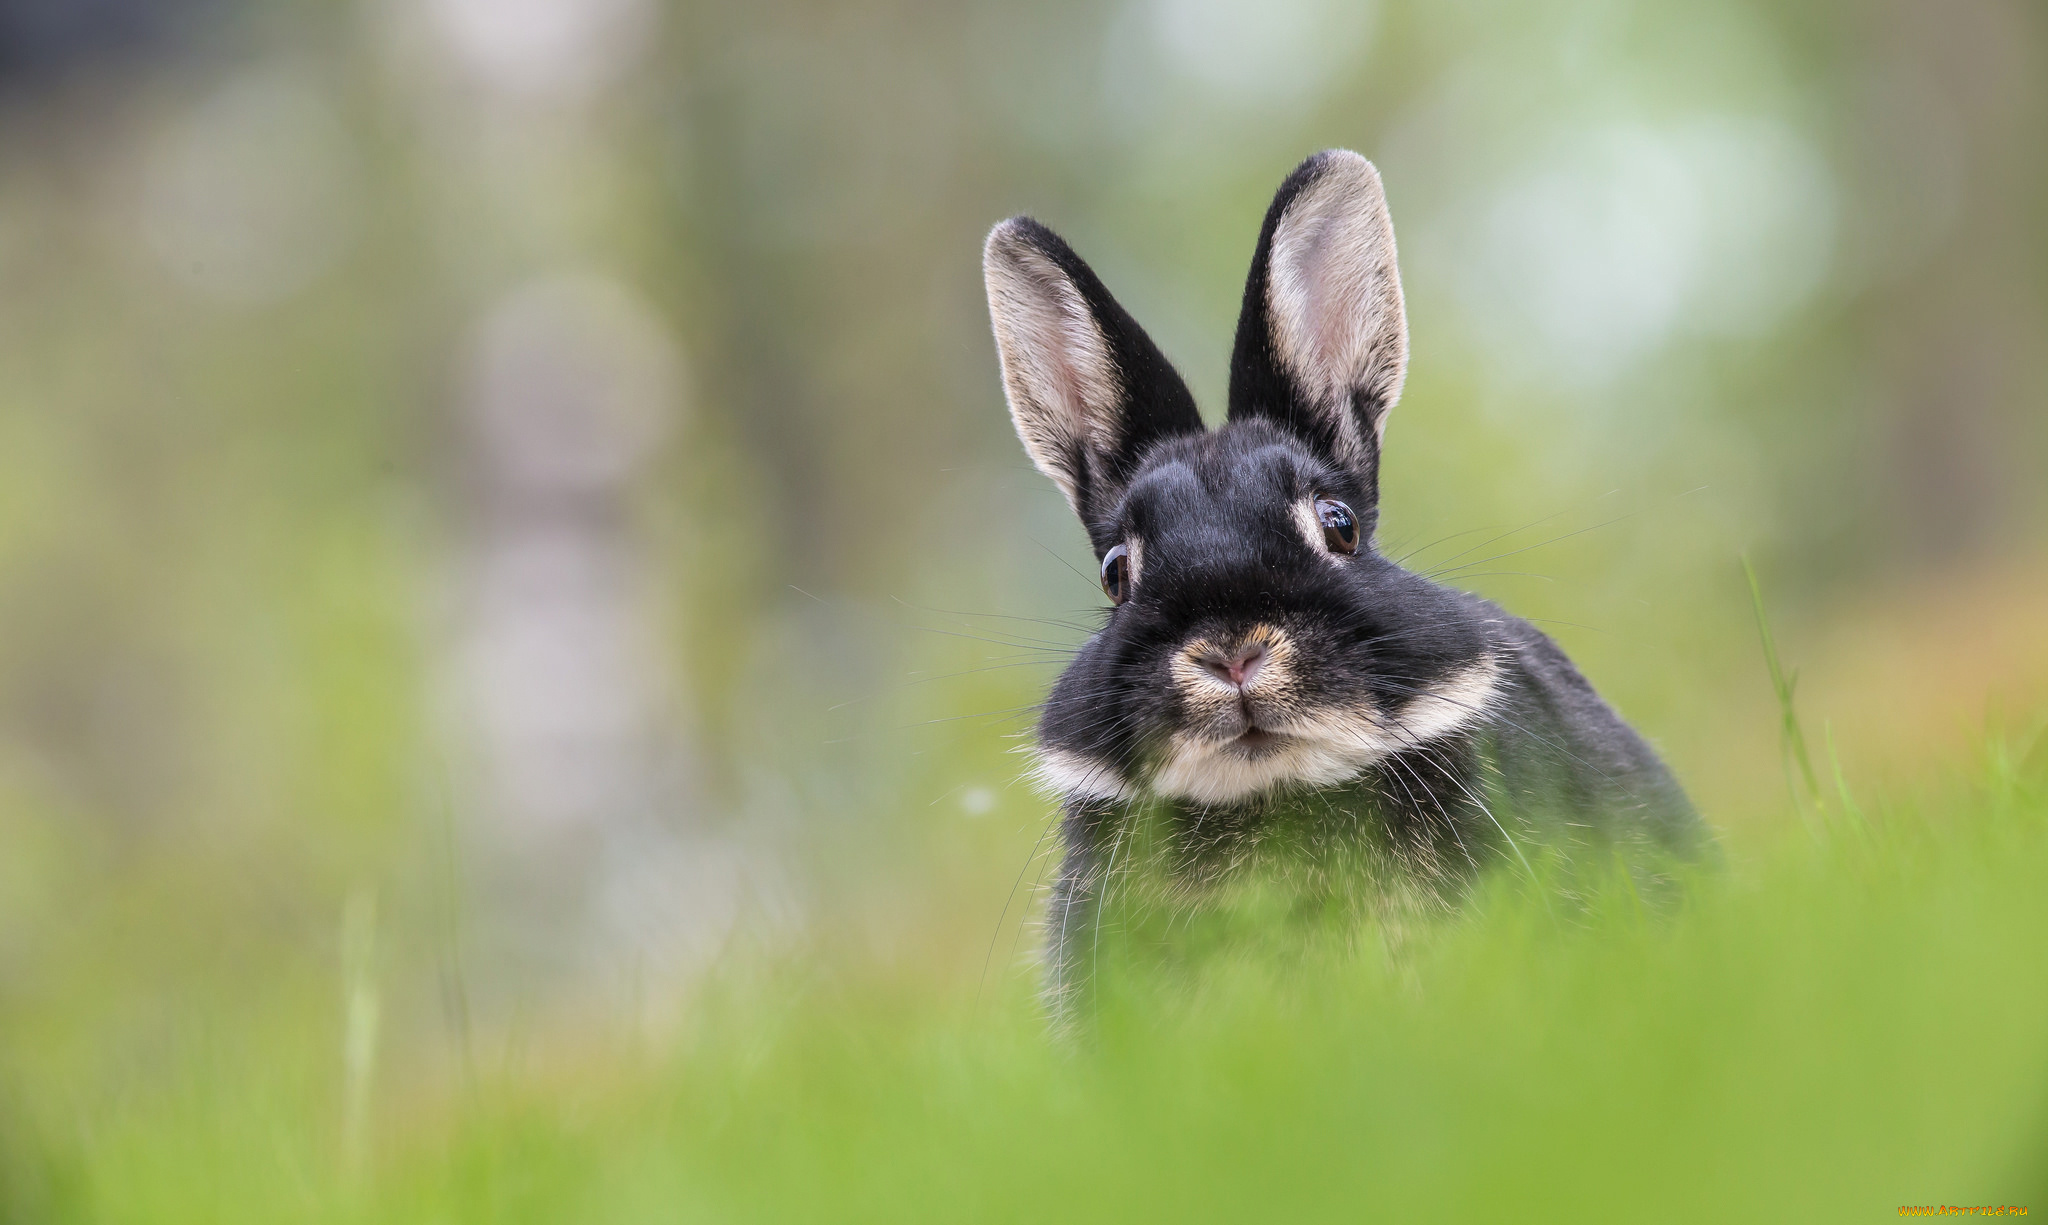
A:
[[1100, 543, 1131, 605], [1316, 499, 1359, 554]]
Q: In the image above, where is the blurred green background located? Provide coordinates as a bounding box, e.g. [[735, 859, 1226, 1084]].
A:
[[0, 0, 2044, 1218]]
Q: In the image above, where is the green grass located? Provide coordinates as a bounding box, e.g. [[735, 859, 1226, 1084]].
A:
[[9, 733, 2045, 1224]]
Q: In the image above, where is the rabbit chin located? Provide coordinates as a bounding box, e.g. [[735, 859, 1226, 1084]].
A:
[[1030, 655, 1500, 808], [1149, 727, 1386, 806]]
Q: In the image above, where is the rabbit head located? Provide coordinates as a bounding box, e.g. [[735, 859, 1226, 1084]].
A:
[[985, 150, 1498, 808]]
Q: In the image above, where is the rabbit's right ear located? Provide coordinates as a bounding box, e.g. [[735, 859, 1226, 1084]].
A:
[[984, 218, 1204, 528], [1227, 151, 1407, 497]]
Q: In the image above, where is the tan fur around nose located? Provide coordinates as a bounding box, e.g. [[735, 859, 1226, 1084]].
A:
[[1173, 624, 1296, 708]]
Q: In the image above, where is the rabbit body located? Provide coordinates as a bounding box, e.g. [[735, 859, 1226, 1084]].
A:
[[982, 151, 1706, 1018]]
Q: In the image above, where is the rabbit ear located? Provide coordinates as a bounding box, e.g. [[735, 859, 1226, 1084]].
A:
[[985, 218, 1204, 525], [1227, 151, 1408, 489]]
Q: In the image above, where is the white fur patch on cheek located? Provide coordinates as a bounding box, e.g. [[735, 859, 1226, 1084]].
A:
[[1029, 745, 1137, 803], [1386, 655, 1499, 746]]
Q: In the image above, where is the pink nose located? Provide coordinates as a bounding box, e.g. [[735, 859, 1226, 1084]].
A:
[[1200, 641, 1268, 689]]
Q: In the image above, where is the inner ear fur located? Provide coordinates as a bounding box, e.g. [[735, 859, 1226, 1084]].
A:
[[1226, 150, 1408, 487], [984, 217, 1204, 528]]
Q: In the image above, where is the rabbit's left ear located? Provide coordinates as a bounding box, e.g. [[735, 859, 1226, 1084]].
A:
[[1227, 151, 1408, 490], [985, 217, 1204, 530]]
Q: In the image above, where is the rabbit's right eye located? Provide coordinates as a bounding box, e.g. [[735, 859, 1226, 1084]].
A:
[[1317, 498, 1360, 554], [1100, 544, 1131, 605]]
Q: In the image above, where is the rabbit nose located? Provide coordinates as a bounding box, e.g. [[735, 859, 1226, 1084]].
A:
[[1199, 641, 1268, 689]]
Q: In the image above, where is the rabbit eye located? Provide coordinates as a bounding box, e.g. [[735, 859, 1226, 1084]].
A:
[[1100, 543, 1131, 605], [1316, 499, 1359, 554]]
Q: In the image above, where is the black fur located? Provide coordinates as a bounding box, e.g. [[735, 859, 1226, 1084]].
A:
[[984, 152, 1707, 1026]]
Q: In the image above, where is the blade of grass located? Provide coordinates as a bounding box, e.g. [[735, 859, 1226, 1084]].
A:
[[1743, 555, 1822, 826]]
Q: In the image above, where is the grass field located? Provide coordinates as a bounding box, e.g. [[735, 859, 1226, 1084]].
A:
[[6, 723, 2043, 1224]]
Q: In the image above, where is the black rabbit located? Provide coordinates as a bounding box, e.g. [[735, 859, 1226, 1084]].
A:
[[981, 150, 1707, 1021]]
